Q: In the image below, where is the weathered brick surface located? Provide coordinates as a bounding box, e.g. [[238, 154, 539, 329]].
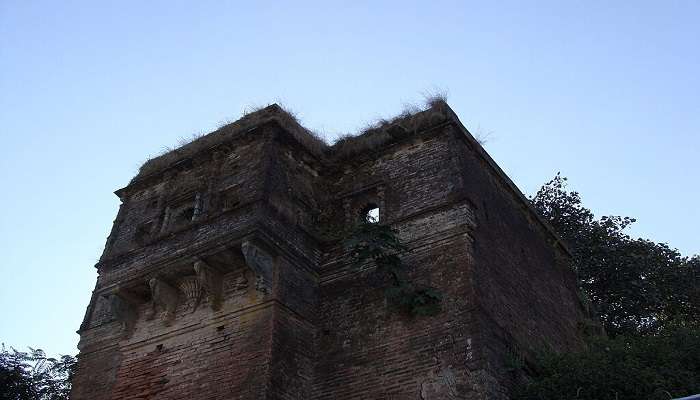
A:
[[73, 103, 586, 399]]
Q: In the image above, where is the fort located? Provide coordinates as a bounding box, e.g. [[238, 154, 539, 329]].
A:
[[72, 100, 586, 399]]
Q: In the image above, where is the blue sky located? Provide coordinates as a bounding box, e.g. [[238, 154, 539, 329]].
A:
[[1, 1, 698, 357]]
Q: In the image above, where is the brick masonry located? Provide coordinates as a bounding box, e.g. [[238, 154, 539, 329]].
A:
[[72, 102, 586, 399]]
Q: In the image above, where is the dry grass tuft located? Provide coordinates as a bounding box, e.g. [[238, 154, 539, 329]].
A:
[[421, 87, 449, 108], [329, 95, 451, 160], [471, 124, 495, 146], [135, 104, 328, 181], [133, 95, 455, 182]]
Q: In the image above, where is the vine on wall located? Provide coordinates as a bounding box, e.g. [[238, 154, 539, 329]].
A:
[[346, 221, 442, 316]]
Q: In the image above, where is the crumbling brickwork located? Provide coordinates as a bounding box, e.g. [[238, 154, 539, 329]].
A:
[[72, 101, 586, 399]]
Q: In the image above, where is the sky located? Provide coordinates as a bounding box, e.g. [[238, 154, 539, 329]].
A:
[[1, 1, 698, 357]]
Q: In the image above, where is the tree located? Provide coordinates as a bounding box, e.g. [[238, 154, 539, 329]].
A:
[[515, 325, 700, 400], [0, 346, 75, 400], [517, 175, 700, 399], [531, 174, 699, 336]]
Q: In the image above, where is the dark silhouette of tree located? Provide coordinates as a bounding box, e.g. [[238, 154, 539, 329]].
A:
[[517, 175, 700, 399], [516, 325, 700, 400], [0, 346, 75, 400], [531, 174, 699, 336]]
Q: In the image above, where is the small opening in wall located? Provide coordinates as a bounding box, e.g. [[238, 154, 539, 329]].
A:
[[216, 325, 225, 332], [363, 205, 380, 224], [156, 344, 164, 351]]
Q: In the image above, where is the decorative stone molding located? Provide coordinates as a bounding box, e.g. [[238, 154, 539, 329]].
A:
[[193, 259, 223, 310], [177, 275, 202, 312], [241, 240, 274, 294], [101, 286, 142, 337], [147, 276, 180, 326], [230, 274, 249, 291]]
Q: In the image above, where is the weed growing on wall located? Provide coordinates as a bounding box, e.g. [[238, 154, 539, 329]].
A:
[[346, 222, 442, 317]]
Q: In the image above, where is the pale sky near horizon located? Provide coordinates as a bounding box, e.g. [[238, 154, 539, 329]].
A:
[[1, 1, 698, 357]]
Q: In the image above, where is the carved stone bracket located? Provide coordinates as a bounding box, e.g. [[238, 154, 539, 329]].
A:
[[194, 259, 223, 310], [148, 277, 180, 326], [101, 286, 142, 337], [177, 275, 202, 312], [230, 274, 249, 291], [241, 240, 274, 294]]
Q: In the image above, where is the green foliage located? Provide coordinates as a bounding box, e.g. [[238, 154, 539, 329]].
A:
[[531, 174, 699, 336], [346, 221, 442, 316], [520, 175, 700, 399], [504, 348, 526, 373], [0, 346, 75, 400], [515, 326, 700, 400]]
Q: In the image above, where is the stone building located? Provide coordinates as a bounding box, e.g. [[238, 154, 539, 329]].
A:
[[72, 101, 586, 399]]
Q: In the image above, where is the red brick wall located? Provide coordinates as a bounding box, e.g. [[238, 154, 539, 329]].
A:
[[451, 126, 585, 352], [73, 111, 585, 399]]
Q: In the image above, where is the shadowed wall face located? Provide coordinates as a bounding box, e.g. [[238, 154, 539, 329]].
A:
[[72, 103, 585, 400]]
